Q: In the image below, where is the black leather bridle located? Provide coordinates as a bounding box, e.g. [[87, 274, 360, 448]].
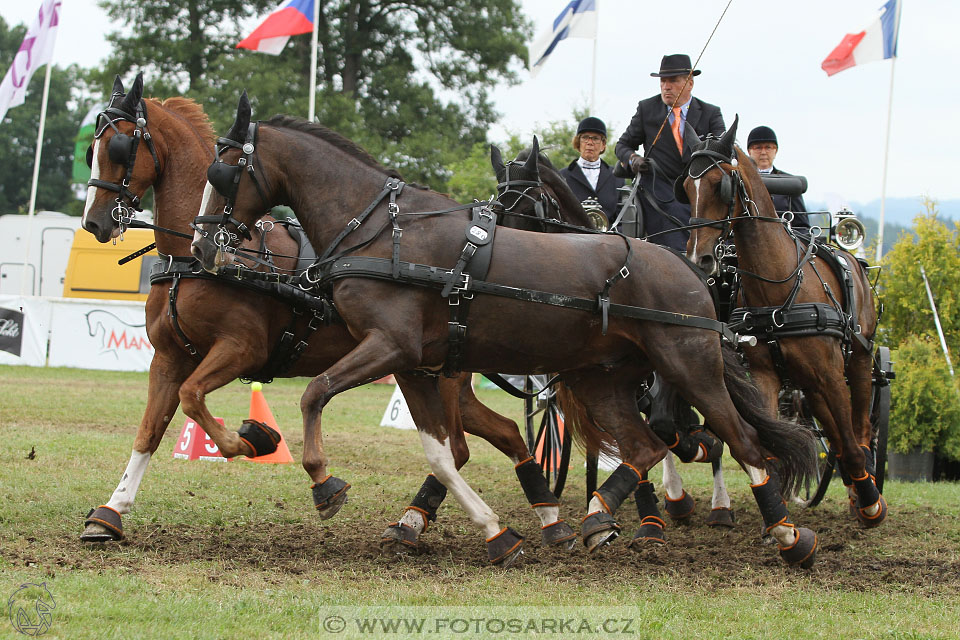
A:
[[86, 99, 162, 234], [493, 161, 559, 228], [192, 122, 273, 250]]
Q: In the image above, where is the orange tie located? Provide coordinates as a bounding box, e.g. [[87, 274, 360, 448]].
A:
[[671, 106, 684, 155]]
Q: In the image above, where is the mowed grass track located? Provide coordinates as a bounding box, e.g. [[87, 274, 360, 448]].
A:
[[1, 365, 958, 639]]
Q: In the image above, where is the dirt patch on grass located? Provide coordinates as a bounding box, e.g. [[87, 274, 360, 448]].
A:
[[9, 491, 959, 597]]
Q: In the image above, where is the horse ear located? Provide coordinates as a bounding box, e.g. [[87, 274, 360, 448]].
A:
[[119, 72, 143, 115], [111, 75, 124, 97], [226, 90, 252, 143], [718, 114, 739, 159], [523, 137, 540, 172], [490, 144, 504, 173]]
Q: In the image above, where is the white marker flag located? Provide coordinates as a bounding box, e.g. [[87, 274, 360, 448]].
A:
[[0, 0, 61, 122], [528, 0, 597, 77]]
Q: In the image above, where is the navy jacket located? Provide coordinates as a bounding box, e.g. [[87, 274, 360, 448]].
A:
[[559, 159, 625, 224], [615, 95, 725, 250], [768, 166, 809, 229]]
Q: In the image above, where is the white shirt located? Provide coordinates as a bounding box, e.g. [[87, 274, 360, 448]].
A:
[[578, 157, 601, 191]]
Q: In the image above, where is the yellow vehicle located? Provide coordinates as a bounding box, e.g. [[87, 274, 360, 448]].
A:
[[62, 230, 160, 301]]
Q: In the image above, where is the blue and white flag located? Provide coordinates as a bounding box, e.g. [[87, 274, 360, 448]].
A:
[[528, 0, 597, 77]]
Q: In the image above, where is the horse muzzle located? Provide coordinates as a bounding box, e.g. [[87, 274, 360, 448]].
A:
[[696, 254, 719, 277]]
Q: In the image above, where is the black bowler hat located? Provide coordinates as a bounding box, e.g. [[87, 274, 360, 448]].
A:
[[651, 54, 701, 78], [747, 125, 778, 148], [576, 116, 607, 137]]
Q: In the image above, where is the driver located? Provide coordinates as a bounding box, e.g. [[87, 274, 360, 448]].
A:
[[614, 54, 725, 251], [746, 125, 810, 229]]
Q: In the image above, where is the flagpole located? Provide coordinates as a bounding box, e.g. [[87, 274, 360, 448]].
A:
[[590, 34, 597, 114], [20, 62, 53, 296], [307, 0, 320, 121], [874, 55, 896, 264]]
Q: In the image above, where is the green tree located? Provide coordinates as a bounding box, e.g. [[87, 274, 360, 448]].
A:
[[0, 18, 95, 215], [889, 335, 960, 459], [93, 0, 531, 189], [879, 199, 960, 360]]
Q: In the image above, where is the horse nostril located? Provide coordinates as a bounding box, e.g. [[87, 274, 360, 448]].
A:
[[697, 255, 717, 276]]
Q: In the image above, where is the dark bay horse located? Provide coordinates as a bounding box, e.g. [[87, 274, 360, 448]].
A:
[[190, 93, 820, 567], [682, 118, 886, 527], [494, 147, 737, 530], [78, 75, 576, 562]]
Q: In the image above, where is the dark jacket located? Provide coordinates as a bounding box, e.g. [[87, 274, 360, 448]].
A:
[[559, 159, 625, 224], [615, 95, 725, 250], [768, 166, 809, 229]]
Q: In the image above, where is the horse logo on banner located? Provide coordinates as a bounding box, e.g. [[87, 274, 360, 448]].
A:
[[84, 309, 152, 359]]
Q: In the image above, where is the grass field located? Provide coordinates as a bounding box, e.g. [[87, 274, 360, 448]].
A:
[[1, 365, 958, 639]]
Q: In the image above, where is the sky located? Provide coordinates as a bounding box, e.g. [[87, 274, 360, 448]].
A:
[[2, 0, 957, 207]]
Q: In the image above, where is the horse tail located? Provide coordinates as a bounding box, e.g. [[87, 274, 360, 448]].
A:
[[721, 344, 817, 498], [555, 382, 620, 460]]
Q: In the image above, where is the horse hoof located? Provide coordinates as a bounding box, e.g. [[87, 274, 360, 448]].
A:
[[81, 506, 123, 542], [663, 490, 695, 522], [856, 494, 888, 528], [779, 527, 818, 569], [581, 512, 620, 553], [705, 507, 736, 528], [487, 527, 524, 566], [237, 419, 281, 457], [541, 520, 577, 549], [627, 516, 666, 551], [312, 476, 351, 520], [380, 523, 420, 555]]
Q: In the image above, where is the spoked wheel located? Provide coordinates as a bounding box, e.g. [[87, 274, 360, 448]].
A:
[[870, 346, 894, 493], [780, 389, 835, 508], [524, 374, 571, 499]]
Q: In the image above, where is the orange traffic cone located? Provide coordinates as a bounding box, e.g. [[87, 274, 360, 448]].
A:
[[244, 382, 294, 464]]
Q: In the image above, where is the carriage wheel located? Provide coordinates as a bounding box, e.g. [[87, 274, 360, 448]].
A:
[[870, 346, 893, 494], [524, 375, 571, 499]]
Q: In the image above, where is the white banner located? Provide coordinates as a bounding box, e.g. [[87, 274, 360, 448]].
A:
[[47, 298, 153, 371], [0, 295, 51, 366], [0, 0, 61, 122]]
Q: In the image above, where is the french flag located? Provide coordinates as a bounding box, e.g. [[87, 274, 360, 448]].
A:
[[821, 0, 902, 76], [237, 0, 314, 55]]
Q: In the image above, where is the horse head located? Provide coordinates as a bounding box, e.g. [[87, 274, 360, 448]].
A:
[[490, 137, 596, 232], [681, 115, 745, 276], [81, 72, 162, 243], [191, 91, 270, 272]]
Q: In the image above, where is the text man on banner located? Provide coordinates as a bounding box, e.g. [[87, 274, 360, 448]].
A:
[[0, 0, 61, 123]]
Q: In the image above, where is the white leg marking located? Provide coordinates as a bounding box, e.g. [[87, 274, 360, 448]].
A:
[[399, 508, 426, 534], [587, 495, 606, 514], [532, 505, 560, 527], [418, 432, 500, 538], [105, 450, 152, 515], [662, 452, 684, 500], [711, 462, 731, 510], [81, 138, 103, 227]]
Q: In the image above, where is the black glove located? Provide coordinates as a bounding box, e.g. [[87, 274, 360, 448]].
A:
[[629, 154, 650, 174], [613, 161, 632, 179]]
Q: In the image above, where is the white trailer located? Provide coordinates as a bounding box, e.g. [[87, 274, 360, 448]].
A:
[[0, 212, 81, 297]]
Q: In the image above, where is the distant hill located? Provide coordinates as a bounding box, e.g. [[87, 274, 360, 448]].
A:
[[807, 197, 958, 227]]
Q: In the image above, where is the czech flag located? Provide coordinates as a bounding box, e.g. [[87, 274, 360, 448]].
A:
[[237, 0, 315, 55], [821, 0, 902, 76]]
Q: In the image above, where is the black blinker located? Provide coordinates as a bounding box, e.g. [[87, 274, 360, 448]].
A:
[[207, 161, 240, 198], [108, 133, 133, 165], [719, 173, 733, 204], [85, 145, 93, 169]]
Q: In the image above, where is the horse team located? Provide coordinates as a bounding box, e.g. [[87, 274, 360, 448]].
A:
[[80, 73, 886, 570]]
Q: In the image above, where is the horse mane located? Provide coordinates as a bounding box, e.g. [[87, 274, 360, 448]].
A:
[[145, 97, 217, 146], [262, 114, 403, 180]]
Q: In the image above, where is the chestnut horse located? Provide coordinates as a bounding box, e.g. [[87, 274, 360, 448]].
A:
[[682, 118, 886, 527], [78, 74, 577, 563], [191, 94, 820, 567]]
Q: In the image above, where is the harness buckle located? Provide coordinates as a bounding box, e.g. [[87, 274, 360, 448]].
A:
[[348, 217, 361, 230], [772, 308, 785, 329], [619, 266, 630, 279], [388, 202, 400, 216], [392, 227, 403, 241]]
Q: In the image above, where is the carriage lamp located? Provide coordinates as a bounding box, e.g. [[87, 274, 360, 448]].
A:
[[832, 208, 866, 252], [581, 197, 609, 231]]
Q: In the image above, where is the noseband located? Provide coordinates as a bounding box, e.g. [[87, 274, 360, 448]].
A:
[[86, 98, 162, 234], [192, 122, 273, 250]]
